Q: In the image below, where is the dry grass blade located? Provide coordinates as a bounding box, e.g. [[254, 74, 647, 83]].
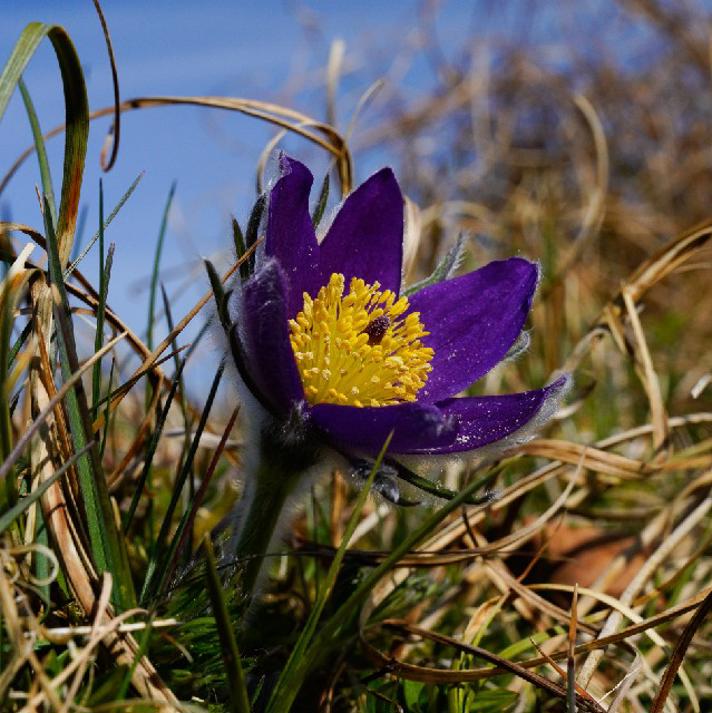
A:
[[650, 590, 712, 713], [568, 585, 579, 713], [108, 244, 257, 416], [359, 585, 712, 686], [543, 92, 609, 288], [24, 278, 178, 706], [0, 94, 354, 197], [0, 220, 171, 389], [519, 439, 648, 478], [577, 495, 712, 695], [0, 562, 63, 709], [528, 637, 596, 710], [91, 0, 121, 171], [600, 219, 712, 310], [0, 331, 127, 484], [376, 620, 607, 713], [621, 287, 669, 452]]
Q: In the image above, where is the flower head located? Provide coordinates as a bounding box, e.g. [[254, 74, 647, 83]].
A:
[[231, 155, 567, 460]]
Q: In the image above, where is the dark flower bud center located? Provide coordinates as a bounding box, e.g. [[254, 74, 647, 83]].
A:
[[362, 315, 391, 345]]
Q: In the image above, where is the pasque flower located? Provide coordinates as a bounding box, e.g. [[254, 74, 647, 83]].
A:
[[223, 155, 567, 597], [233, 155, 566, 458]]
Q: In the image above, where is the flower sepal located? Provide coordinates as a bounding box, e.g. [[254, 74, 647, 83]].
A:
[[403, 232, 468, 297]]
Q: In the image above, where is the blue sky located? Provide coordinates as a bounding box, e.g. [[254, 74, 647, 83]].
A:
[[1, 1, 482, 388]]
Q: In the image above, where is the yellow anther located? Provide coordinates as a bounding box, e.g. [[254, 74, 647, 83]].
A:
[[289, 272, 434, 407]]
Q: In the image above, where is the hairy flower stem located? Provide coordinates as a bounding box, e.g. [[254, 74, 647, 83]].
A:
[[233, 463, 298, 602], [232, 414, 320, 604]]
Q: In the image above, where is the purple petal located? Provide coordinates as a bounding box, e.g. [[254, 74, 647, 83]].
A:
[[422, 377, 568, 455], [318, 168, 404, 294], [265, 156, 321, 317], [241, 259, 304, 411], [310, 401, 458, 455], [409, 258, 539, 402]]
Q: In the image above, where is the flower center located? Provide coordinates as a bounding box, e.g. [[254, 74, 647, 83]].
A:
[[288, 273, 434, 407]]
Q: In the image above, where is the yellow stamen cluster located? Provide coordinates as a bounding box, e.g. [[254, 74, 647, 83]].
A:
[[289, 273, 434, 407]]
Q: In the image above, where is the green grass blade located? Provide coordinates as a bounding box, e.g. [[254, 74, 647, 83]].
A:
[[0, 441, 92, 535], [244, 193, 266, 274], [311, 172, 330, 228], [91, 182, 115, 419], [17, 77, 57, 226], [46, 27, 89, 265], [147, 182, 176, 351], [0, 22, 48, 122], [232, 216, 250, 281], [0, 279, 14, 498], [91, 179, 105, 415], [1, 20, 90, 263], [159, 282, 190, 433], [7, 320, 32, 369], [159, 282, 193, 516], [140, 361, 224, 604], [123, 356, 188, 536], [98, 353, 116, 459], [65, 171, 143, 278], [203, 536, 251, 713], [44, 200, 135, 611]]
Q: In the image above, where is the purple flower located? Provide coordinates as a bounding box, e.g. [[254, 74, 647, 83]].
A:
[[233, 155, 567, 460]]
